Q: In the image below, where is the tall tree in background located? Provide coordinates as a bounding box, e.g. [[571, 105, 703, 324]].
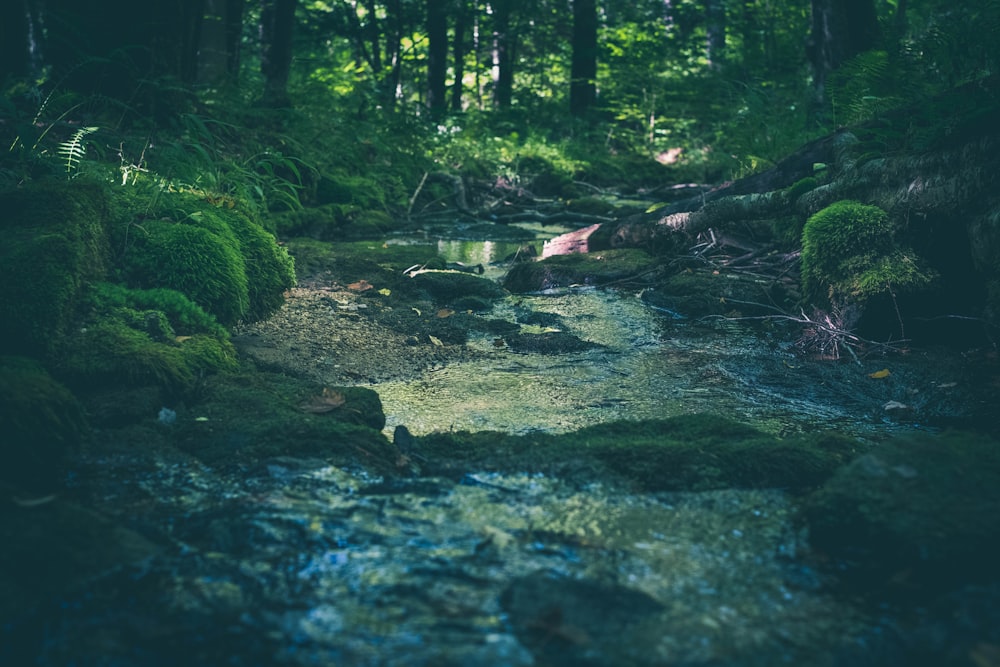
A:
[[427, 0, 449, 115], [570, 0, 597, 116], [198, 0, 246, 85], [807, 0, 879, 114], [260, 0, 297, 106], [492, 0, 514, 108], [705, 0, 726, 69], [451, 0, 469, 111]]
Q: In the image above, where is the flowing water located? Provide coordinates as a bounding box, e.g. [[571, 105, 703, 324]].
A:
[[6, 227, 989, 666]]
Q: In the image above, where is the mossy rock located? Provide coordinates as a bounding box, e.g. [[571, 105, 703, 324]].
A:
[[415, 414, 859, 492], [805, 430, 1000, 590], [0, 356, 87, 495], [116, 192, 295, 325], [409, 270, 506, 304], [642, 268, 794, 318], [0, 500, 159, 623], [800, 200, 936, 309], [169, 372, 396, 470], [503, 249, 658, 293], [0, 180, 111, 357]]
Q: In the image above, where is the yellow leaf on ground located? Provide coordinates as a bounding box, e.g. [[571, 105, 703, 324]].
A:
[[869, 368, 891, 379], [378, 288, 391, 296]]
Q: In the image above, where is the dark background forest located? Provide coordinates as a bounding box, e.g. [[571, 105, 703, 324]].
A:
[[3, 0, 998, 201]]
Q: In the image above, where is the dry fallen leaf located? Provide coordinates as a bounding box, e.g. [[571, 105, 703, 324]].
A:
[[869, 368, 891, 379], [347, 280, 373, 292], [428, 335, 443, 346], [436, 308, 454, 318], [299, 387, 346, 413]]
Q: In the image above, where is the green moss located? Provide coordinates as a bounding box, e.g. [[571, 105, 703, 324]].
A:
[[786, 176, 818, 202], [114, 191, 295, 325], [806, 430, 1000, 589], [800, 200, 936, 309], [409, 270, 506, 304], [0, 356, 87, 494], [0, 180, 111, 357], [89, 282, 227, 338], [60, 317, 237, 391], [169, 371, 397, 469], [417, 414, 858, 492], [120, 219, 249, 325]]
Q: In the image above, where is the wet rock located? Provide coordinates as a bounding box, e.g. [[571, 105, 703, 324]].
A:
[[806, 429, 1000, 592], [0, 500, 159, 623], [503, 249, 660, 293], [409, 269, 507, 304], [503, 330, 601, 354], [501, 569, 665, 667], [0, 356, 87, 495]]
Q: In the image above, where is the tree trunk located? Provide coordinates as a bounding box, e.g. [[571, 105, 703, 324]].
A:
[[197, 0, 232, 85], [259, 0, 296, 107], [427, 0, 449, 116], [705, 0, 726, 69], [570, 0, 598, 116], [492, 0, 513, 108], [365, 0, 382, 73], [451, 0, 468, 111], [807, 0, 879, 117], [225, 0, 246, 82]]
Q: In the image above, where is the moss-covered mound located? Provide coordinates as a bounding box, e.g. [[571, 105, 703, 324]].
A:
[[503, 248, 659, 293], [800, 200, 936, 310], [642, 267, 795, 318], [806, 430, 1000, 591], [414, 414, 859, 492], [0, 181, 111, 357], [0, 356, 87, 495], [115, 191, 295, 325]]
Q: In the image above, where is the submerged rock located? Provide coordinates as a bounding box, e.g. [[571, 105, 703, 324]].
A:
[[806, 429, 1000, 592]]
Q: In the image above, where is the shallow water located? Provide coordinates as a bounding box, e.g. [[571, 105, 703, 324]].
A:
[[8, 230, 990, 666]]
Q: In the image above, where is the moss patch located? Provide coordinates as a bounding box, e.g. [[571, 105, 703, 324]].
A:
[[800, 200, 936, 310], [0, 180, 111, 357], [415, 414, 859, 492], [0, 356, 87, 494], [167, 370, 399, 472], [806, 429, 1000, 591]]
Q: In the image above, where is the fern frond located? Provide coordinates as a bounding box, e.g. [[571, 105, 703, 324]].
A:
[[58, 126, 98, 176]]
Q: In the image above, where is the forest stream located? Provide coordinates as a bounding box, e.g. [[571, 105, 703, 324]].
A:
[[4, 220, 999, 667]]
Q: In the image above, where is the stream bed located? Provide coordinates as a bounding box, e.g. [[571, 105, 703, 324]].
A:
[[4, 226, 998, 667]]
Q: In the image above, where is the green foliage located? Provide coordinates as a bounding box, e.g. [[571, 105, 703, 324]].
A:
[[786, 176, 818, 202], [58, 126, 99, 177], [800, 200, 936, 309]]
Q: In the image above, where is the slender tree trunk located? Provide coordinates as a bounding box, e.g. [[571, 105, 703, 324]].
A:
[[197, 0, 231, 84], [570, 0, 597, 116], [492, 0, 513, 108], [225, 0, 245, 82], [807, 0, 878, 119], [451, 0, 467, 111], [427, 0, 448, 115], [259, 0, 296, 106], [705, 0, 726, 69], [365, 0, 382, 73], [385, 0, 404, 106]]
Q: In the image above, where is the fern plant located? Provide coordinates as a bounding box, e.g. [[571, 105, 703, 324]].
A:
[[58, 126, 99, 177]]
